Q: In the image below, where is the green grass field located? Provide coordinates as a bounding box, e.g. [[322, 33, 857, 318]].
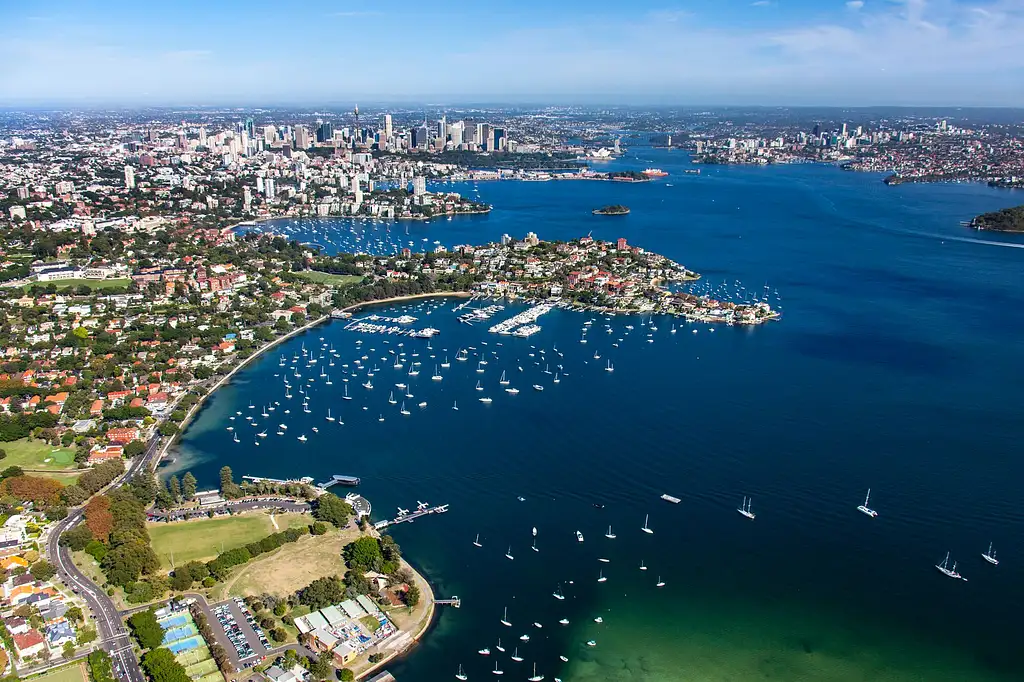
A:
[[148, 512, 312, 568], [2, 438, 78, 472], [30, 664, 88, 682], [293, 271, 363, 287], [23, 278, 131, 292]]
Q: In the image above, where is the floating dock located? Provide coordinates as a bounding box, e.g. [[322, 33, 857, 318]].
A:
[[433, 596, 461, 608]]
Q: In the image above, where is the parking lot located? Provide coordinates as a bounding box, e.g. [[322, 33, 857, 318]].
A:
[[211, 598, 269, 666]]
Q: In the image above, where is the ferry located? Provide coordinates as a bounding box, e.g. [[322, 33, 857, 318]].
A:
[[642, 168, 669, 177], [661, 494, 681, 504]]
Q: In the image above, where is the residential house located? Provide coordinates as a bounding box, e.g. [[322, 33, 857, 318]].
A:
[[12, 629, 47, 659]]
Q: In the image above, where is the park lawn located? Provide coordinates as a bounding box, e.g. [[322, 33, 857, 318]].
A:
[[212, 525, 359, 601], [2, 438, 78, 472], [293, 271, 363, 287], [22, 278, 131, 292], [148, 511, 312, 569], [30, 663, 88, 682]]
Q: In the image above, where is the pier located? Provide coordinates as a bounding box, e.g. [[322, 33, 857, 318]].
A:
[[433, 596, 462, 608], [316, 474, 361, 488], [243, 475, 315, 486], [373, 503, 449, 530]]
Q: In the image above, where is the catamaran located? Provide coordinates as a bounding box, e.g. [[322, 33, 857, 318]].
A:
[[936, 552, 965, 580], [605, 525, 616, 539], [642, 514, 654, 534], [982, 542, 999, 565], [738, 497, 756, 520], [857, 489, 878, 518]]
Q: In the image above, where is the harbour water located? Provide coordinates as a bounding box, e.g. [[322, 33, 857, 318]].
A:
[[170, 150, 1024, 681]]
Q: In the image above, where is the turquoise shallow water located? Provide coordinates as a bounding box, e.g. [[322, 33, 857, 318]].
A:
[[171, 150, 1024, 681]]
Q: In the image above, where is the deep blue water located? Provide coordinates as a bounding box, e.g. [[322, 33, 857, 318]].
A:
[[171, 150, 1024, 681]]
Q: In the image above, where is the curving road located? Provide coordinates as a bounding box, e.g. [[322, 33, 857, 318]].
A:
[[44, 436, 162, 682]]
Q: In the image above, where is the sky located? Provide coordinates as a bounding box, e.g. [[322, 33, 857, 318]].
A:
[[2, 0, 1023, 106]]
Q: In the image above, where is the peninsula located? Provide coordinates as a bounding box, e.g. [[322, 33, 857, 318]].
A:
[[970, 204, 1024, 232], [593, 205, 630, 215]]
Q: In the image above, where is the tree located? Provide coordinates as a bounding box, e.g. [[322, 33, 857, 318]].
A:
[[405, 584, 421, 607], [60, 524, 93, 551], [88, 650, 116, 682], [123, 440, 146, 458], [338, 669, 355, 682], [219, 466, 241, 498], [0, 449, 6, 460], [309, 655, 332, 681], [343, 537, 383, 572], [297, 576, 346, 610], [181, 472, 197, 500], [168, 475, 181, 502], [310, 521, 328, 536], [128, 609, 164, 650], [128, 471, 158, 505], [30, 560, 56, 582], [312, 493, 353, 528], [141, 648, 191, 682], [85, 496, 114, 543], [62, 641, 76, 659], [271, 627, 287, 642], [158, 422, 178, 436]]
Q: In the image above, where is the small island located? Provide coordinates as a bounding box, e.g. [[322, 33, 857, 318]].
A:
[[970, 204, 1024, 232], [592, 205, 630, 215]]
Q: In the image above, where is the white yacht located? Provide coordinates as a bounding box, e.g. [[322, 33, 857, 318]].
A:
[[982, 542, 999, 566], [510, 648, 523, 663], [500, 607, 511, 627], [639, 561, 647, 571], [605, 525, 616, 539], [642, 514, 654, 534], [297, 434, 307, 442], [936, 552, 966, 580], [455, 665, 467, 681], [505, 546, 514, 560], [656, 576, 666, 587], [597, 570, 606, 583], [473, 534, 482, 548], [738, 497, 756, 520], [576, 530, 584, 542], [499, 371, 509, 385], [527, 663, 544, 682], [857, 489, 878, 517]]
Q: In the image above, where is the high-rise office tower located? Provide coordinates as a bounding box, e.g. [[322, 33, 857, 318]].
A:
[[294, 125, 310, 149], [316, 121, 333, 143], [124, 165, 135, 189], [384, 114, 393, 139], [437, 116, 447, 141]]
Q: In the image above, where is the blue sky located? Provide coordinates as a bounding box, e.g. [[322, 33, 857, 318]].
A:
[[2, 0, 1023, 106]]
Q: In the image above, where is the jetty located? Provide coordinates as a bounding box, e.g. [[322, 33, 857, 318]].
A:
[[243, 475, 315, 486], [373, 502, 449, 530], [433, 596, 462, 608], [317, 474, 361, 488]]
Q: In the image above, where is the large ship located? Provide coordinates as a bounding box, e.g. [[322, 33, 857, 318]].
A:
[[642, 168, 669, 177]]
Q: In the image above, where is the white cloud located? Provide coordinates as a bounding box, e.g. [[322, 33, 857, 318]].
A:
[[752, 1, 773, 6], [846, 1, 864, 9]]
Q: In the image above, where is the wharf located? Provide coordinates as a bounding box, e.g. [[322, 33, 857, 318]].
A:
[[317, 474, 361, 488], [243, 475, 315, 486], [373, 503, 449, 530]]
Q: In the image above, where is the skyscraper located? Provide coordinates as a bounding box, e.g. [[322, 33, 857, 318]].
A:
[[411, 126, 429, 149], [294, 125, 310, 149], [264, 178, 276, 200], [316, 121, 333, 144], [198, 127, 207, 147], [244, 118, 255, 137], [492, 128, 505, 151], [124, 165, 135, 190], [384, 114, 393, 139], [263, 125, 277, 144], [437, 116, 447, 142], [412, 176, 426, 196]]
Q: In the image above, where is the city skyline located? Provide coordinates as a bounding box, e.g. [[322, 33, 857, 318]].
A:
[[2, 0, 1024, 106]]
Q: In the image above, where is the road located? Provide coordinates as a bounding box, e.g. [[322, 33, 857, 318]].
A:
[[44, 435, 163, 682]]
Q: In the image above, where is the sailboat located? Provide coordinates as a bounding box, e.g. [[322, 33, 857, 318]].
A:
[[388, 391, 397, 404], [475, 380, 483, 391], [531, 538, 538, 552], [342, 384, 352, 400], [656, 576, 665, 587], [527, 663, 544, 682], [738, 497, 756, 520], [505, 546, 514, 560], [936, 552, 966, 580], [552, 586, 565, 600], [510, 648, 523, 663], [495, 638, 505, 653], [499, 370, 509, 385], [605, 360, 614, 372], [473, 534, 482, 548], [597, 570, 607, 583], [605, 525, 616, 539], [982, 542, 999, 566], [491, 662, 503, 676], [857, 489, 878, 518], [500, 607, 511, 627], [432, 366, 443, 381], [641, 514, 653, 534], [325, 409, 335, 422], [453, 400, 459, 411], [455, 664, 467, 681], [400, 402, 410, 415], [639, 561, 647, 571]]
